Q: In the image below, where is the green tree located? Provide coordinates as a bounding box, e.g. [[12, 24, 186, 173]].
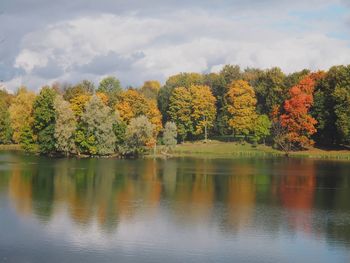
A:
[[97, 76, 122, 106], [33, 87, 57, 154], [122, 115, 154, 156], [163, 121, 177, 151], [20, 126, 36, 152], [253, 115, 271, 143], [167, 87, 192, 142], [253, 67, 286, 114], [77, 95, 117, 155], [54, 96, 77, 156], [0, 99, 12, 144]]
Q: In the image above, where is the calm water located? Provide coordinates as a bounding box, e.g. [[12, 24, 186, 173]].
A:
[[1, 152, 350, 263]]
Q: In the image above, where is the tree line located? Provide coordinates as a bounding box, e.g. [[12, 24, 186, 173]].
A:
[[0, 64, 349, 156]]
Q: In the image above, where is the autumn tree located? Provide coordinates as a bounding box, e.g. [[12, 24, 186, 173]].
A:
[[33, 87, 57, 154], [158, 72, 204, 121], [8, 87, 36, 143], [189, 85, 216, 140], [76, 95, 116, 155], [117, 89, 162, 134], [280, 73, 323, 149], [226, 80, 258, 136], [54, 96, 77, 156], [141, 80, 161, 100], [167, 87, 192, 142], [70, 94, 91, 118], [63, 80, 95, 101]]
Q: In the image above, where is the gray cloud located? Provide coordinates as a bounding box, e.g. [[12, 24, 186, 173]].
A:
[[0, 0, 349, 91]]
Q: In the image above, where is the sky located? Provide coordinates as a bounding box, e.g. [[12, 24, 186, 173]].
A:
[[0, 0, 349, 92]]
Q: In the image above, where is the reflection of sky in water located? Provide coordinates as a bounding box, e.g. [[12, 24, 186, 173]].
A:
[[1, 153, 350, 262]]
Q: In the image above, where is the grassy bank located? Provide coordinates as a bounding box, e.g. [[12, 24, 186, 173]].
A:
[[0, 144, 22, 151], [2, 142, 350, 160], [168, 141, 350, 160]]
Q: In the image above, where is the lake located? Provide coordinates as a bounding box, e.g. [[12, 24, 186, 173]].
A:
[[0, 152, 350, 263]]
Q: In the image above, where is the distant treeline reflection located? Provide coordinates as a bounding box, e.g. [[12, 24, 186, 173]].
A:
[[1, 154, 350, 246]]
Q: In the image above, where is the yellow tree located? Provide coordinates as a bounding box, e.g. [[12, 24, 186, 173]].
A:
[[116, 89, 162, 135], [8, 87, 36, 143], [189, 85, 216, 140], [141, 80, 161, 100], [69, 94, 91, 118], [226, 80, 258, 135], [167, 87, 192, 142]]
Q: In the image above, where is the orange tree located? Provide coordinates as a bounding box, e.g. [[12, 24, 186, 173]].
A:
[[280, 73, 324, 149]]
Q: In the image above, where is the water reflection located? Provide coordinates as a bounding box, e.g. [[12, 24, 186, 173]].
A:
[[1, 153, 350, 262]]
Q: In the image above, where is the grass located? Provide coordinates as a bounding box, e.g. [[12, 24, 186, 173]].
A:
[[167, 140, 350, 160], [0, 144, 22, 151]]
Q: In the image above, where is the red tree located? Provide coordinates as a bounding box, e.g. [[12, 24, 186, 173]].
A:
[[280, 73, 324, 149]]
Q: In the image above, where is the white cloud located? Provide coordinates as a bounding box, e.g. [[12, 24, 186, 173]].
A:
[[4, 7, 350, 91]]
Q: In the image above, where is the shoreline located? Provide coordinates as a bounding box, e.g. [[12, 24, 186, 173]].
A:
[[1, 142, 350, 161]]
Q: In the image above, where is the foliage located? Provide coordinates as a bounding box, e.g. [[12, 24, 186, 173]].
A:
[[157, 72, 204, 122], [141, 80, 161, 100], [0, 99, 12, 144], [97, 76, 122, 106], [54, 96, 77, 156], [8, 87, 36, 143], [226, 80, 258, 135], [254, 67, 286, 114], [189, 85, 217, 138], [77, 95, 117, 155], [253, 115, 271, 142], [63, 80, 95, 101], [20, 126, 36, 152], [70, 94, 91, 118], [163, 122, 177, 151], [280, 73, 323, 149], [117, 89, 162, 134], [167, 87, 192, 142], [122, 115, 155, 156], [33, 87, 57, 154]]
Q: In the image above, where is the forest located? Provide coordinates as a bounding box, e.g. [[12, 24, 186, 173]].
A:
[[0, 64, 349, 157]]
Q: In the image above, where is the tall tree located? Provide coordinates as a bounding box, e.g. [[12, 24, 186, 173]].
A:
[[8, 87, 36, 143], [63, 80, 95, 101], [0, 99, 12, 144], [54, 96, 77, 156], [33, 87, 57, 154], [167, 87, 192, 142], [122, 115, 155, 156], [117, 89, 162, 134], [163, 122, 177, 151], [157, 72, 203, 122], [77, 95, 116, 155], [253, 67, 286, 114], [189, 85, 216, 140], [141, 80, 161, 100], [280, 73, 322, 149], [225, 80, 258, 136], [97, 76, 122, 106]]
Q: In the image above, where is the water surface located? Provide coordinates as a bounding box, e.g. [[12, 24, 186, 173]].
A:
[[0, 152, 350, 262]]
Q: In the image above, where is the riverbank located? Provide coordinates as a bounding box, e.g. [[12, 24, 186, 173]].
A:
[[1, 142, 350, 160], [169, 141, 350, 160]]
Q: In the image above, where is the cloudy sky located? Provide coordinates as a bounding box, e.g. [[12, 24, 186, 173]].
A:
[[0, 0, 349, 92]]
